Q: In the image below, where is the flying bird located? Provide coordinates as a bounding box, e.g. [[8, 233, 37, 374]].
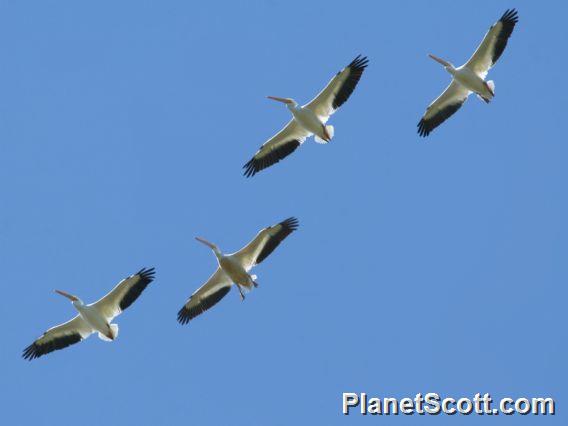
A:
[[177, 218, 298, 324], [243, 55, 369, 177], [23, 268, 155, 360], [418, 9, 518, 137]]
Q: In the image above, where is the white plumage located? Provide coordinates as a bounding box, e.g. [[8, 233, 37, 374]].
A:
[[418, 9, 518, 137], [243, 56, 368, 177], [23, 268, 155, 360], [177, 218, 298, 324]]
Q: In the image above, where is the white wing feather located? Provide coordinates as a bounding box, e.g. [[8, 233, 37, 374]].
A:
[[177, 268, 233, 324], [232, 217, 299, 271], [91, 268, 155, 321], [243, 120, 310, 177], [305, 55, 369, 123], [417, 81, 471, 137], [464, 9, 519, 78], [23, 315, 94, 360]]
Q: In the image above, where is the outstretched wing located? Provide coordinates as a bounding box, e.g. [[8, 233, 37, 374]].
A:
[[232, 217, 299, 271], [243, 120, 310, 177], [23, 315, 94, 360], [418, 81, 471, 137], [177, 268, 233, 325], [465, 9, 519, 78], [305, 55, 369, 122], [91, 267, 156, 321]]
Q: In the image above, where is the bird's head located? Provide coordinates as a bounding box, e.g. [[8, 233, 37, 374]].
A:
[[267, 96, 298, 107], [428, 54, 454, 72], [55, 289, 82, 306], [195, 237, 222, 258]]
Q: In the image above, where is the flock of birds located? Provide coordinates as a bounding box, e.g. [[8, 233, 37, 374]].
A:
[[23, 9, 519, 360]]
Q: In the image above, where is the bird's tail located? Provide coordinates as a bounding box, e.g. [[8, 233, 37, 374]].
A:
[[110, 324, 119, 339], [477, 80, 495, 103], [326, 125, 335, 139], [98, 324, 119, 342], [314, 125, 334, 144]]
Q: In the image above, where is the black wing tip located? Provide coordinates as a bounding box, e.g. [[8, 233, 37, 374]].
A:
[[417, 119, 431, 137], [417, 100, 465, 138], [349, 54, 369, 70], [117, 267, 156, 311], [490, 9, 518, 65], [243, 158, 258, 178], [177, 286, 232, 325], [243, 139, 301, 178], [281, 217, 300, 231], [500, 9, 519, 24], [137, 267, 156, 283], [22, 343, 40, 361], [177, 305, 192, 325], [332, 56, 368, 110], [22, 333, 82, 360], [255, 217, 299, 264]]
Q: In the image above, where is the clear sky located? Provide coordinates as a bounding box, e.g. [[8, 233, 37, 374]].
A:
[[0, 1, 565, 425]]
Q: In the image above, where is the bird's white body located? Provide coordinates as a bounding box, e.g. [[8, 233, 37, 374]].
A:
[[219, 255, 255, 289], [201, 241, 258, 300], [417, 9, 518, 137], [178, 218, 299, 324], [73, 301, 116, 341], [23, 268, 155, 360], [288, 104, 329, 142], [451, 66, 494, 101], [243, 56, 368, 177]]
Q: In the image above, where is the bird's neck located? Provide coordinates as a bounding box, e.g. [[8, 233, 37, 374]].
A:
[[212, 247, 224, 261], [72, 299, 85, 311], [286, 101, 299, 111], [445, 65, 457, 75]]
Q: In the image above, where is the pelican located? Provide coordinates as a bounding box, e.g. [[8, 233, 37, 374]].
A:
[[243, 55, 368, 177], [177, 218, 298, 324], [418, 9, 518, 137], [23, 267, 155, 360]]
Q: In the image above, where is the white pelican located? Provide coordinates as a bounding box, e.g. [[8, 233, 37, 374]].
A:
[[418, 9, 518, 137], [243, 55, 368, 177], [177, 218, 298, 324], [23, 268, 155, 360]]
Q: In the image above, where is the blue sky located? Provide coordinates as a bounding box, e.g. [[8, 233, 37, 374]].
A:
[[0, 0, 565, 424]]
